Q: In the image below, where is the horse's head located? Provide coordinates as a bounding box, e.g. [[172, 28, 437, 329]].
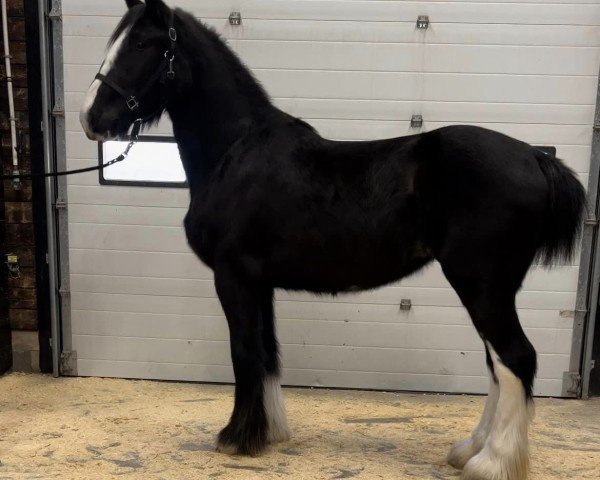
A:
[[80, 0, 177, 141]]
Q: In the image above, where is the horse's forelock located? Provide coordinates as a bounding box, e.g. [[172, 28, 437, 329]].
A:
[[108, 4, 145, 48]]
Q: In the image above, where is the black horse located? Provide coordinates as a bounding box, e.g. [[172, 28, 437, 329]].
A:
[[80, 1, 585, 479]]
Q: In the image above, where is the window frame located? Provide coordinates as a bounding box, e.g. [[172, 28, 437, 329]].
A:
[[97, 135, 188, 188]]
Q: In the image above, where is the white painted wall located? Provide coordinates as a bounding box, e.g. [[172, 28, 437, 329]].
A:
[[62, 0, 600, 396]]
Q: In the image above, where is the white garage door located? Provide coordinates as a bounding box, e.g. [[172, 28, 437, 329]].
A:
[[61, 0, 600, 396]]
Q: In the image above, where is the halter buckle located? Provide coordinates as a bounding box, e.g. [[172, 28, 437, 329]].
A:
[[126, 96, 140, 111], [169, 28, 177, 42], [165, 51, 176, 80]]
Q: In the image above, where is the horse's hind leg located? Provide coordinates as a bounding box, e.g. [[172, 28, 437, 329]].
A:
[[440, 252, 536, 479], [214, 262, 289, 455], [447, 346, 499, 469]]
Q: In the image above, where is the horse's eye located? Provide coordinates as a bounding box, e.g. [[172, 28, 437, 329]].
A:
[[136, 42, 146, 51]]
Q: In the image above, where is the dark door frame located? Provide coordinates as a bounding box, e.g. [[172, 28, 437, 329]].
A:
[[24, 0, 52, 374], [591, 311, 600, 396]]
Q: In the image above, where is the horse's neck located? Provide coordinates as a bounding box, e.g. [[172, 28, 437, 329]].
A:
[[167, 22, 274, 190]]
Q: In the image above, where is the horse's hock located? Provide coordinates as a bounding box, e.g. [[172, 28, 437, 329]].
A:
[[0, 374, 598, 479]]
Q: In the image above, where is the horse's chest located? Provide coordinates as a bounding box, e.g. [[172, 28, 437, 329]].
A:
[[183, 209, 215, 267]]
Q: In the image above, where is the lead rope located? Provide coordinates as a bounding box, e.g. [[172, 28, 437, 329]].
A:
[[1, 119, 143, 181]]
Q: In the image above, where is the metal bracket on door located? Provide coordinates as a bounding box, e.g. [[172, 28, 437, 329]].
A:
[[416, 16, 429, 30], [229, 12, 242, 25], [411, 115, 423, 129], [400, 299, 412, 311]]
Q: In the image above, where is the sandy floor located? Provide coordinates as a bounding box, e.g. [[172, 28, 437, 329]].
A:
[[0, 373, 598, 479]]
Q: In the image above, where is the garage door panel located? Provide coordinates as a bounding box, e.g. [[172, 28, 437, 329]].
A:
[[74, 359, 235, 385], [71, 262, 578, 309], [71, 333, 568, 382], [275, 100, 595, 126], [71, 273, 576, 310], [66, 113, 592, 148], [67, 93, 596, 125], [70, 310, 571, 357], [65, 36, 600, 76], [265, 71, 597, 105], [68, 250, 579, 296], [67, 185, 189, 208], [71, 288, 575, 320], [70, 250, 213, 280], [238, 42, 600, 76], [63, 1, 600, 26], [72, 359, 563, 396], [65, 66, 597, 106], [68, 223, 190, 253], [72, 292, 224, 316], [309, 120, 591, 145], [69, 204, 187, 227], [64, 19, 600, 48], [71, 309, 573, 344], [70, 334, 487, 375]]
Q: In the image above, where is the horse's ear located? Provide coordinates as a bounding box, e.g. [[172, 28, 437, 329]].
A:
[[125, 0, 143, 8], [145, 0, 171, 20]]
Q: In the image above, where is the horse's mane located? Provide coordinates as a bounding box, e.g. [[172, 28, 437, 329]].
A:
[[173, 8, 271, 107]]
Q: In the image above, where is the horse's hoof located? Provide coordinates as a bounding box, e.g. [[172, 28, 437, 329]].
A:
[[215, 438, 240, 455], [216, 424, 268, 456], [447, 437, 480, 470], [461, 446, 529, 480], [267, 425, 291, 444]]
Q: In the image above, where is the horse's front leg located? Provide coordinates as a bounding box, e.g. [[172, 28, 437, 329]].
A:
[[214, 261, 289, 455]]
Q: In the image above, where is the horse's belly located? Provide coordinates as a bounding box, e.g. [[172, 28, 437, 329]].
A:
[[268, 240, 433, 293]]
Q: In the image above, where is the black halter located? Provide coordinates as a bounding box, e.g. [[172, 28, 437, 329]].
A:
[[95, 16, 178, 114]]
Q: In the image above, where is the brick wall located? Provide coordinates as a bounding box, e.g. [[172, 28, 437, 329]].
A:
[[1, 0, 39, 371]]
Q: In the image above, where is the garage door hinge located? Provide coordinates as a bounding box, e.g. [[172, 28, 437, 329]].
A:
[[60, 351, 77, 374], [58, 286, 70, 298], [562, 371, 582, 397], [48, 1, 62, 21], [55, 199, 67, 211], [52, 105, 65, 118], [574, 309, 587, 326]]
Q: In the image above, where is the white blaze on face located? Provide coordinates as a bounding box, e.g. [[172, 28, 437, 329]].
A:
[[80, 26, 132, 140]]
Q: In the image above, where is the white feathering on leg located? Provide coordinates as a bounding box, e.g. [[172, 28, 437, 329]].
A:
[[448, 375, 499, 470], [462, 343, 531, 480], [263, 375, 291, 443]]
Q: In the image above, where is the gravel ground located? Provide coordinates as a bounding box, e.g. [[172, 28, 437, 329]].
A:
[[0, 373, 598, 479]]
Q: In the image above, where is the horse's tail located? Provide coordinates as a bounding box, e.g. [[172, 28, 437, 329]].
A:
[[534, 149, 586, 265]]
